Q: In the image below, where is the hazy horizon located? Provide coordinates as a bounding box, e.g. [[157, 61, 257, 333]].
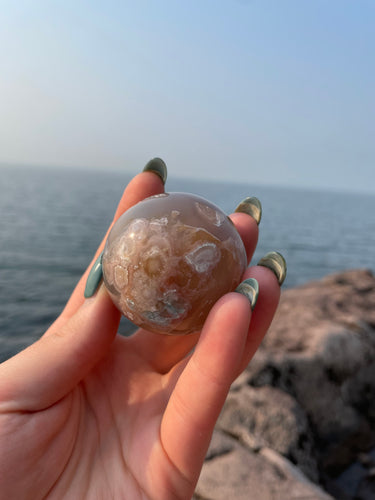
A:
[[2, 160, 374, 198]]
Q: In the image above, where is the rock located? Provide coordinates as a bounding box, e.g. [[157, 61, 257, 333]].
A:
[[195, 269, 375, 499], [217, 385, 319, 481], [195, 431, 333, 500], [356, 475, 375, 500], [247, 270, 375, 476]]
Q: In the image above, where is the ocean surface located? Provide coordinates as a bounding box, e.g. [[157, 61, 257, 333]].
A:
[[1, 165, 374, 362]]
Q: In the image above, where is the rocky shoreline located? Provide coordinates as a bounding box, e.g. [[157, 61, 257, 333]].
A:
[[194, 269, 375, 500]]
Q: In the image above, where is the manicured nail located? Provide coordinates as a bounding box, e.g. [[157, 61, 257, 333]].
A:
[[235, 278, 259, 310], [235, 197, 262, 225], [257, 251, 287, 286], [143, 157, 167, 185], [84, 252, 103, 298]]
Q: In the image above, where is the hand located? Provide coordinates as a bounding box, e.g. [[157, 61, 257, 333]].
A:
[[0, 163, 282, 499]]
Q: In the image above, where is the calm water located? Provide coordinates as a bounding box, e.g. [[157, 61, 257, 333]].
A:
[[1, 165, 374, 361]]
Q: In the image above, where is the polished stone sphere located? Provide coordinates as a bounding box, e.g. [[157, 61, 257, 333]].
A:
[[102, 192, 247, 335]]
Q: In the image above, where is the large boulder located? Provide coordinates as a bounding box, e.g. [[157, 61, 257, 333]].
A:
[[194, 430, 332, 500], [217, 384, 319, 481], [195, 270, 375, 499]]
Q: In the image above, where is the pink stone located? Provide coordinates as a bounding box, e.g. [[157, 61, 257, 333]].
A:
[[102, 192, 247, 335]]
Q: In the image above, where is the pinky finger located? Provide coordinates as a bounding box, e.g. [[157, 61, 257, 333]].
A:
[[236, 264, 281, 374]]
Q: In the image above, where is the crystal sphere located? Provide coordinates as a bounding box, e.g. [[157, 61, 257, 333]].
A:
[[102, 192, 247, 335]]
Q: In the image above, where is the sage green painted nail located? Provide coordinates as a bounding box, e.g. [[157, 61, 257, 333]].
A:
[[84, 251, 103, 298], [235, 278, 259, 310], [143, 157, 167, 185], [235, 197, 262, 225], [257, 251, 287, 286]]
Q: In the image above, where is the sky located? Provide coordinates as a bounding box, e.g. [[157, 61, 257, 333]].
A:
[[0, 0, 374, 193]]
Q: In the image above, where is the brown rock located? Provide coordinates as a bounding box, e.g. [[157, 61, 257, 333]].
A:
[[195, 431, 333, 500], [196, 269, 375, 499], [217, 385, 319, 481], [247, 269, 375, 474]]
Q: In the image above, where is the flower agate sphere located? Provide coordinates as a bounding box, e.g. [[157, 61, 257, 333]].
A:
[[102, 192, 247, 335]]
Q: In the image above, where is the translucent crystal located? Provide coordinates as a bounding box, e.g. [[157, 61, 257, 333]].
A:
[[102, 192, 247, 335]]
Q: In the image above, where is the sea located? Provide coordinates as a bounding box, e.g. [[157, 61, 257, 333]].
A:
[[1, 165, 374, 362]]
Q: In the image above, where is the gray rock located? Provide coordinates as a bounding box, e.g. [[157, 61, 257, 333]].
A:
[[195, 270, 375, 499], [356, 476, 375, 500], [247, 270, 375, 475], [195, 431, 333, 500], [217, 385, 319, 481]]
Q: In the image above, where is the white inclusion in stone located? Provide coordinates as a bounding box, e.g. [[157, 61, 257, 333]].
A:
[[162, 290, 187, 317], [195, 202, 225, 227], [149, 217, 168, 233], [114, 265, 128, 289], [126, 298, 135, 310], [127, 219, 148, 241], [103, 259, 115, 285], [142, 290, 187, 325], [142, 310, 171, 326], [184, 243, 220, 273], [124, 307, 134, 321], [117, 235, 135, 256]]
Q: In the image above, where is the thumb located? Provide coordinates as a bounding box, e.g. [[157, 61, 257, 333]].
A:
[[0, 287, 120, 412]]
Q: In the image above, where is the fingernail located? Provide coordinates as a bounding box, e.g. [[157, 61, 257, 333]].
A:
[[143, 157, 167, 185], [235, 197, 262, 225], [235, 278, 259, 310], [257, 251, 287, 286], [84, 252, 103, 298]]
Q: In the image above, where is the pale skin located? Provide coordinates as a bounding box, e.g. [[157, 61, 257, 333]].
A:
[[0, 171, 280, 499]]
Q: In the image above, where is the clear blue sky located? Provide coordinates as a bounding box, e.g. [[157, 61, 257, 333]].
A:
[[1, 0, 374, 193]]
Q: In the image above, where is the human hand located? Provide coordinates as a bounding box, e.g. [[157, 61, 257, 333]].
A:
[[0, 160, 284, 499]]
